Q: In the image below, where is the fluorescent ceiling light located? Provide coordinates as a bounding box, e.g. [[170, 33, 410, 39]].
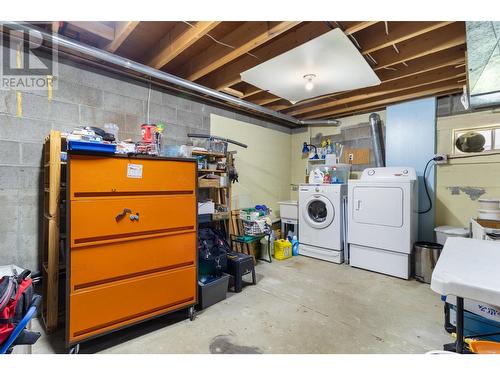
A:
[[240, 28, 381, 104]]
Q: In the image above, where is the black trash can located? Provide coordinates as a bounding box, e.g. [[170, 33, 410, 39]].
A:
[[413, 241, 443, 284]]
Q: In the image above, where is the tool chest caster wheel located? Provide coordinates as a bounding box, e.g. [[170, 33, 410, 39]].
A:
[[188, 306, 196, 321], [69, 344, 80, 354]]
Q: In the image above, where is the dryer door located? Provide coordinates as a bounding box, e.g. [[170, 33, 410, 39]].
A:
[[352, 186, 403, 227], [302, 194, 335, 229]]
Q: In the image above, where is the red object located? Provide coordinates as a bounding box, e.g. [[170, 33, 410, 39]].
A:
[[141, 124, 157, 143], [0, 274, 33, 344]]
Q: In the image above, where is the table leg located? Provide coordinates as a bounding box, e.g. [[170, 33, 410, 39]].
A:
[[456, 296, 464, 354], [267, 234, 272, 263]]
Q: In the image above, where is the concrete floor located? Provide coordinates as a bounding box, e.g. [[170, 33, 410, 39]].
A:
[[33, 256, 450, 354]]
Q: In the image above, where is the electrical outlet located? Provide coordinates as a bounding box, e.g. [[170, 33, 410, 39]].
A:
[[348, 153, 354, 161], [434, 153, 448, 164]]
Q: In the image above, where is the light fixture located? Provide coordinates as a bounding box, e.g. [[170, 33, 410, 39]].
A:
[[303, 74, 316, 91], [302, 142, 319, 159]]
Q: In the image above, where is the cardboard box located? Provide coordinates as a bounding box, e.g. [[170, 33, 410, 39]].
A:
[[198, 178, 220, 188]]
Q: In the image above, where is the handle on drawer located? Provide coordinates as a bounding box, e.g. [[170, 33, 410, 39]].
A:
[[115, 208, 132, 222]]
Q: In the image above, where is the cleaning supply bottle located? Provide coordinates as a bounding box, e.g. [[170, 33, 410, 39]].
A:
[[291, 236, 299, 256]]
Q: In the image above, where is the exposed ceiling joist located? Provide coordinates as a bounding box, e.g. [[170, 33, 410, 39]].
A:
[[360, 21, 453, 55], [106, 21, 140, 53], [197, 22, 332, 91], [183, 21, 301, 82], [344, 21, 379, 35], [266, 101, 290, 111], [221, 87, 244, 97], [372, 22, 465, 71], [241, 87, 264, 98], [376, 46, 465, 82], [291, 68, 465, 116], [146, 21, 221, 69], [304, 81, 463, 119], [252, 96, 282, 106], [66, 22, 114, 41]]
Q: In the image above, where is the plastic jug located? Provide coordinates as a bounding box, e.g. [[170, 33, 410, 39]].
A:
[[291, 236, 299, 256]]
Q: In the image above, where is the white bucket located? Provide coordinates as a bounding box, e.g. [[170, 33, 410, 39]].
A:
[[434, 226, 470, 245], [478, 198, 500, 210]]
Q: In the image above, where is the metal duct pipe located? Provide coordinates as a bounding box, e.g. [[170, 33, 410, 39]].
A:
[[369, 113, 385, 167], [4, 22, 340, 128]]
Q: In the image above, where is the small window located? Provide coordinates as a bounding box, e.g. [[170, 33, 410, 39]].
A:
[[453, 125, 500, 154]]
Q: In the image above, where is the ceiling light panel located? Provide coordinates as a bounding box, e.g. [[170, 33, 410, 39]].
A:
[[240, 28, 381, 104]]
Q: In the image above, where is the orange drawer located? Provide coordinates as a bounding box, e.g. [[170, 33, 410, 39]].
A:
[[69, 155, 196, 198], [69, 266, 196, 342], [70, 232, 196, 290], [70, 195, 196, 246]]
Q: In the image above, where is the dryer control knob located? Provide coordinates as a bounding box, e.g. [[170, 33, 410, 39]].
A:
[[403, 169, 408, 174], [367, 169, 375, 176]]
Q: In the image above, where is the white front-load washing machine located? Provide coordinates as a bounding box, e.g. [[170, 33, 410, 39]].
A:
[[298, 184, 347, 263]]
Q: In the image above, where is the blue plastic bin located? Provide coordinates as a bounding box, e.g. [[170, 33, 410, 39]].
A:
[[68, 140, 116, 154], [448, 304, 500, 342]]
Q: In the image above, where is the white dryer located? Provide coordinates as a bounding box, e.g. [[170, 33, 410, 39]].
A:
[[347, 167, 418, 279], [298, 184, 347, 263]]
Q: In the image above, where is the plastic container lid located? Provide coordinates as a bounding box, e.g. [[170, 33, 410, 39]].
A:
[[478, 209, 500, 213], [434, 226, 470, 236], [478, 198, 500, 203]]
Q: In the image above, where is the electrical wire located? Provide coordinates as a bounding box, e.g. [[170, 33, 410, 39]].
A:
[[419, 158, 436, 214], [182, 21, 260, 60]]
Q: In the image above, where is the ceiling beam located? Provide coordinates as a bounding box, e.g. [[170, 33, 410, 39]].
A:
[[182, 21, 301, 82], [241, 87, 264, 98], [371, 22, 465, 71], [344, 21, 379, 35], [266, 100, 290, 111], [67, 22, 114, 41], [359, 21, 454, 55], [376, 45, 465, 82], [146, 21, 221, 69], [220, 87, 244, 98], [304, 80, 463, 119], [244, 90, 283, 105], [290, 68, 465, 116], [197, 22, 332, 91], [105, 21, 140, 53]]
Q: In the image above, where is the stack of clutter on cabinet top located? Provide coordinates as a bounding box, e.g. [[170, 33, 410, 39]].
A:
[[65, 122, 168, 156]]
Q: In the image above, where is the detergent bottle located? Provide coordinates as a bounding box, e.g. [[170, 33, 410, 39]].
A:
[[291, 236, 299, 256]]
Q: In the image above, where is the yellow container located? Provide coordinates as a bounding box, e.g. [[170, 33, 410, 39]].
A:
[[274, 239, 292, 260]]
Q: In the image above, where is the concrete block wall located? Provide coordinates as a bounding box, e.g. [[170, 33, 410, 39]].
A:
[[0, 47, 289, 272]]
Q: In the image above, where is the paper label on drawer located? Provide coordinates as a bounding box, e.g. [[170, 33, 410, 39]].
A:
[[127, 163, 143, 178]]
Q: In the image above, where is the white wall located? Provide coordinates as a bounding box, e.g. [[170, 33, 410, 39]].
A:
[[210, 114, 292, 217], [436, 109, 500, 227]]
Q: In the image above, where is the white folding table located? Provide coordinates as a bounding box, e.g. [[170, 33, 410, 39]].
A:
[[431, 237, 500, 353]]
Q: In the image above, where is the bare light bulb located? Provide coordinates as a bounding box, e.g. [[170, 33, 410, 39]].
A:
[[303, 74, 316, 91]]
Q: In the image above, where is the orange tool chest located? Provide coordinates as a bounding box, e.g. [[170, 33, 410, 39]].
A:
[[66, 152, 197, 347]]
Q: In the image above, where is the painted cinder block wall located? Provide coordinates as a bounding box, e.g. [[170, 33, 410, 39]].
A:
[[436, 109, 500, 227], [0, 46, 288, 272]]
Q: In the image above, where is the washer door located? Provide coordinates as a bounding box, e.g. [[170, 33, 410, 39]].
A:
[[302, 194, 335, 229]]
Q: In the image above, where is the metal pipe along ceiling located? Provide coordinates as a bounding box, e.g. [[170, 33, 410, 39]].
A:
[[6, 22, 340, 127]]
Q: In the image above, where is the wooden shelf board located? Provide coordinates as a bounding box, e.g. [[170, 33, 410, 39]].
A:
[[192, 150, 225, 157]]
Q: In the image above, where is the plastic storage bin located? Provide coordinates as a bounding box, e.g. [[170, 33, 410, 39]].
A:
[[68, 140, 116, 154], [197, 274, 230, 310], [274, 239, 292, 260], [447, 303, 500, 342], [434, 226, 469, 245]]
